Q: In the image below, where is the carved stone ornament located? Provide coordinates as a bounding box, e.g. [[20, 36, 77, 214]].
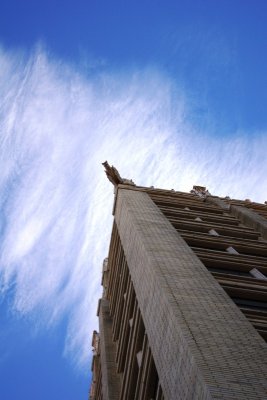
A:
[[102, 161, 135, 186], [190, 185, 211, 198]]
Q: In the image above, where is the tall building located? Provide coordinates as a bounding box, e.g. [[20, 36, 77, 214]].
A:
[[90, 162, 267, 400]]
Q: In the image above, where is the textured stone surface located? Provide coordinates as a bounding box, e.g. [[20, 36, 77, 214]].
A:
[[99, 299, 121, 400], [230, 204, 267, 240], [205, 196, 230, 211], [115, 188, 267, 400]]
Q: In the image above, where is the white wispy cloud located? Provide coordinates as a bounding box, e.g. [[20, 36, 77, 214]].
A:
[[0, 45, 267, 371]]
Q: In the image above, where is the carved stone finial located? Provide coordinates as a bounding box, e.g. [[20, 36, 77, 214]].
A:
[[190, 185, 210, 198], [102, 161, 135, 186]]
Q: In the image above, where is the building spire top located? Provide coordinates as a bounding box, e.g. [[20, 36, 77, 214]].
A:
[[102, 161, 135, 187]]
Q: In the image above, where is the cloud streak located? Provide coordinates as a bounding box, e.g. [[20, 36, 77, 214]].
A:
[[0, 45, 267, 371]]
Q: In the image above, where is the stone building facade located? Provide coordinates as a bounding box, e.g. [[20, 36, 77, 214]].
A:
[[90, 163, 267, 400]]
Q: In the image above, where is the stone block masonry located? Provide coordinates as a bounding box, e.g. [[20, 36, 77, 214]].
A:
[[114, 188, 267, 400]]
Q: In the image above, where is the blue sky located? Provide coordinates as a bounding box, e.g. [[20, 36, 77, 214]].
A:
[[1, 1, 267, 399]]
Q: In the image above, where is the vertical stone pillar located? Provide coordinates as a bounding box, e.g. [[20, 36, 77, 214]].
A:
[[99, 299, 121, 400], [230, 204, 267, 239], [114, 188, 267, 400]]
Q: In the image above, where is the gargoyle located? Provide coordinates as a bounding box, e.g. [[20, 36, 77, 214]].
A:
[[102, 161, 135, 186]]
